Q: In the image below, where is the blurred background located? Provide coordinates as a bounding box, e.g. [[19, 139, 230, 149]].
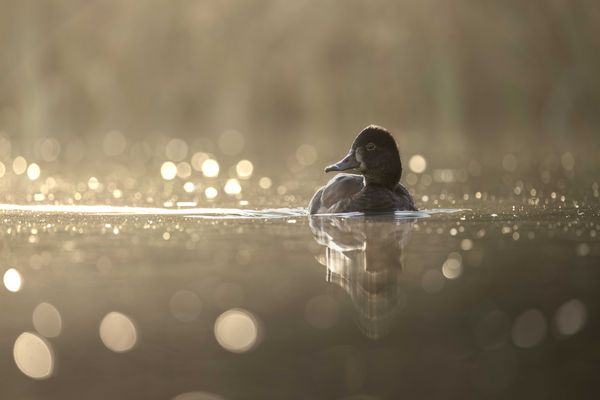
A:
[[2, 4, 600, 397], [0, 0, 599, 206]]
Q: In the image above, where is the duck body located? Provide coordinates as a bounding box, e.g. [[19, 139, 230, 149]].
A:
[[309, 173, 416, 214], [308, 125, 417, 214]]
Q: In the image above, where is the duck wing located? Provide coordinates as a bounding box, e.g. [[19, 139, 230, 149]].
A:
[[308, 173, 364, 214], [393, 182, 417, 211]]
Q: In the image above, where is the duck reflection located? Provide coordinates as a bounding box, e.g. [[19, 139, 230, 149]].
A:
[[309, 215, 414, 339]]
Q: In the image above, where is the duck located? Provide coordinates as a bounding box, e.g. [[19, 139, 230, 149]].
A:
[[308, 125, 416, 214]]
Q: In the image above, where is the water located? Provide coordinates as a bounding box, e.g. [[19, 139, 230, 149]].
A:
[[2, 204, 599, 399]]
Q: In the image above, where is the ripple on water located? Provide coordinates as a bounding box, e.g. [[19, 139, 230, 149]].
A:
[[0, 203, 457, 220]]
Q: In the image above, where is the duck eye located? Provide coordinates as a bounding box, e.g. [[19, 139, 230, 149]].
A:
[[365, 143, 376, 151]]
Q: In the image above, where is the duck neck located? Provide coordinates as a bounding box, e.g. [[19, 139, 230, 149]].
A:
[[363, 154, 402, 189], [364, 175, 399, 189]]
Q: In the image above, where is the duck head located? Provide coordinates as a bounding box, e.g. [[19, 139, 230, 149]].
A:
[[325, 125, 402, 188]]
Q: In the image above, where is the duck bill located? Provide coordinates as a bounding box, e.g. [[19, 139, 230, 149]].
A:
[[325, 150, 360, 173]]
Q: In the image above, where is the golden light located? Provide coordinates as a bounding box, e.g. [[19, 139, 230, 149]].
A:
[[205, 186, 218, 199], [191, 152, 209, 171], [408, 155, 427, 173], [3, 268, 23, 292], [0, 161, 5, 178], [235, 160, 254, 179], [258, 177, 272, 189], [442, 252, 463, 279], [88, 176, 100, 190], [201, 159, 220, 178], [460, 239, 474, 251], [161, 161, 178, 180], [214, 308, 259, 353], [27, 163, 41, 181], [99, 312, 138, 353], [224, 179, 242, 195], [176, 162, 192, 178], [12, 156, 27, 175], [166, 138, 189, 161], [183, 181, 196, 193], [13, 332, 55, 379], [32, 302, 63, 338]]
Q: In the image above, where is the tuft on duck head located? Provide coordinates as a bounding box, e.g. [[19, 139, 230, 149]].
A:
[[325, 125, 402, 188]]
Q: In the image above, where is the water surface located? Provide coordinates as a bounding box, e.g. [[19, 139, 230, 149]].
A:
[[2, 204, 599, 399]]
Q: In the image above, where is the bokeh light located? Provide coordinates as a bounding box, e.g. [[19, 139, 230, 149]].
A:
[[214, 308, 259, 353], [13, 332, 55, 379], [169, 290, 202, 322], [201, 159, 220, 178], [12, 156, 27, 175], [39, 138, 61, 161], [26, 163, 41, 181], [561, 152, 575, 171], [191, 152, 209, 171], [32, 302, 63, 338], [258, 177, 272, 189], [224, 179, 242, 195], [408, 154, 427, 173], [3, 268, 23, 292], [161, 162, 178, 181], [460, 239, 474, 251], [511, 309, 547, 348], [235, 160, 254, 179], [205, 186, 218, 199], [99, 312, 138, 353], [166, 138, 189, 161], [442, 252, 463, 279], [176, 162, 192, 179], [554, 299, 587, 336], [88, 176, 100, 190], [183, 182, 196, 193]]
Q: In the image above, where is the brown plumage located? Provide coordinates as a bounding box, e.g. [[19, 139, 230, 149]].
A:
[[309, 125, 416, 214]]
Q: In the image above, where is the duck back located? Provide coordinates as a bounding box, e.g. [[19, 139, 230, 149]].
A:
[[309, 174, 416, 214], [308, 174, 364, 214]]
